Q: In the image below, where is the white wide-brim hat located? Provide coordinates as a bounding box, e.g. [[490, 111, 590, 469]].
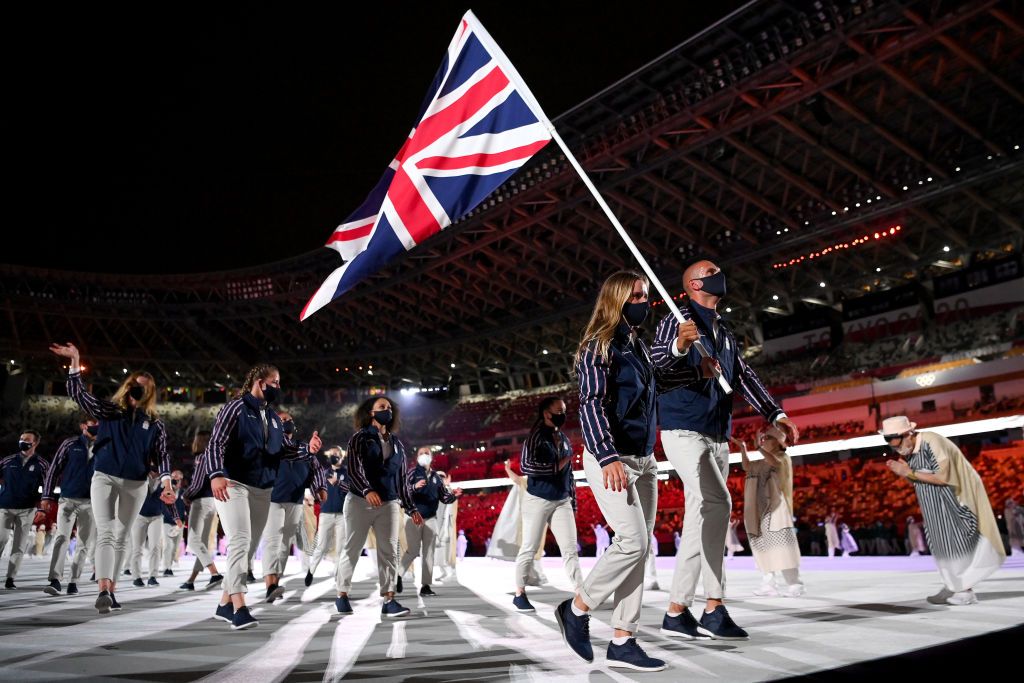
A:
[[879, 416, 917, 438]]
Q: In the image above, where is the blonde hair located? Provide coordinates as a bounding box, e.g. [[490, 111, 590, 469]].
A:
[[575, 270, 647, 365], [112, 371, 159, 420], [241, 363, 279, 395]]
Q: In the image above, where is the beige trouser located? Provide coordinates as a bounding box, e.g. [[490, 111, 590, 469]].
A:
[[49, 497, 95, 582], [578, 453, 658, 633], [187, 497, 219, 570], [262, 501, 308, 576], [0, 508, 36, 580], [336, 496, 401, 595], [131, 515, 163, 579], [663, 430, 731, 606], [310, 512, 346, 574], [163, 523, 182, 570], [90, 472, 149, 581], [515, 493, 582, 591], [400, 514, 439, 586], [213, 480, 272, 595]]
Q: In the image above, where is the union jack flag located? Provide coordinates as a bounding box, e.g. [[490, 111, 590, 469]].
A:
[[301, 10, 553, 320]]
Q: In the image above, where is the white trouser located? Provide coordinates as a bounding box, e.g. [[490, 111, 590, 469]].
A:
[[163, 523, 182, 570], [578, 453, 658, 634], [49, 497, 95, 582], [310, 512, 346, 574], [187, 497, 219, 571], [90, 472, 149, 582], [663, 430, 731, 606], [131, 515, 163, 578], [515, 493, 582, 591], [213, 480, 272, 596], [0, 508, 36, 580], [336, 496, 401, 595], [262, 501, 307, 577], [400, 515, 440, 586]]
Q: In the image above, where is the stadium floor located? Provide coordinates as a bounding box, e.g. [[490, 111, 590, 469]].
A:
[[0, 553, 1021, 682]]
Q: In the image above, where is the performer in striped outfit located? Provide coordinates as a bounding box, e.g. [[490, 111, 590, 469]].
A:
[[882, 416, 1006, 605]]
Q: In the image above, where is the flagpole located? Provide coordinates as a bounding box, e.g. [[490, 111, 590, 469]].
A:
[[547, 128, 733, 394]]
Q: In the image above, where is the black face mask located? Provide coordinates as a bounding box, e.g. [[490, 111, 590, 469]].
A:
[[698, 271, 727, 297], [86, 425, 99, 437], [129, 385, 145, 401], [262, 384, 280, 404], [329, 456, 341, 466], [282, 420, 295, 435], [18, 440, 32, 452], [373, 409, 394, 428], [171, 479, 179, 487], [622, 300, 650, 327], [549, 412, 567, 428]]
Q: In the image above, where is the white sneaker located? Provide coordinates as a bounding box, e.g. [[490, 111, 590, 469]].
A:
[[946, 590, 978, 606], [926, 587, 954, 605], [752, 583, 780, 597], [782, 584, 805, 598]]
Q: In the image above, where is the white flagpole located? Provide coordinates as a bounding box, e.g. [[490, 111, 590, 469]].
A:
[[464, 10, 731, 392], [548, 129, 733, 394]]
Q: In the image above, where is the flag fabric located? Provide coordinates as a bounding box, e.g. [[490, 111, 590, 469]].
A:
[[300, 10, 553, 320]]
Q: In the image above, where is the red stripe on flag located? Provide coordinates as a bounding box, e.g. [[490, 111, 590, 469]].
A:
[[389, 167, 442, 245], [416, 139, 550, 171], [326, 223, 373, 244], [405, 66, 510, 159]]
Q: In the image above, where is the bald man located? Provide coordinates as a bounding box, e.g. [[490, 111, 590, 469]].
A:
[[651, 257, 799, 641]]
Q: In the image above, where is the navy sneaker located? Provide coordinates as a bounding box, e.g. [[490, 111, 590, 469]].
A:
[[607, 638, 666, 672], [67, 583, 79, 595], [698, 605, 749, 640], [304, 570, 314, 587], [512, 593, 536, 612], [109, 593, 122, 611], [335, 596, 353, 615], [554, 598, 593, 663], [179, 582, 195, 591], [419, 585, 436, 597], [4, 578, 15, 590], [660, 610, 712, 640], [381, 599, 411, 618], [265, 584, 285, 603], [231, 606, 259, 630], [214, 602, 234, 623], [163, 569, 173, 577], [44, 579, 62, 596], [396, 575, 404, 594], [246, 570, 257, 583], [123, 568, 131, 576], [205, 574, 224, 591], [90, 572, 96, 582], [132, 578, 145, 588], [95, 590, 113, 614], [147, 577, 159, 587]]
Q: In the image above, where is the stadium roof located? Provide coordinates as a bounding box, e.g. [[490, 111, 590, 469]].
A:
[[2, 0, 1022, 393]]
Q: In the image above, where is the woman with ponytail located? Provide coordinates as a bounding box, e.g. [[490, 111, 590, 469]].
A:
[[511, 396, 581, 613], [49, 342, 174, 614], [203, 364, 321, 630]]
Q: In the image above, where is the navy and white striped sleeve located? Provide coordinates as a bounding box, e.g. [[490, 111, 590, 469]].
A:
[[396, 439, 417, 514], [0, 454, 15, 482], [309, 455, 328, 494], [345, 432, 373, 497], [576, 342, 619, 466], [205, 399, 243, 479], [67, 372, 122, 420], [651, 314, 701, 392], [735, 351, 784, 423], [183, 455, 207, 503], [42, 438, 74, 501], [520, 430, 557, 476], [439, 479, 458, 505], [151, 420, 171, 479]]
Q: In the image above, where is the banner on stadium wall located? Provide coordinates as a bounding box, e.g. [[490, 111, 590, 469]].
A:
[[932, 254, 1022, 300], [841, 284, 923, 343], [762, 326, 832, 357], [760, 308, 838, 358]]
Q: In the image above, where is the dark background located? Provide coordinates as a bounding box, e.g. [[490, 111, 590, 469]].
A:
[[4, 3, 743, 274]]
